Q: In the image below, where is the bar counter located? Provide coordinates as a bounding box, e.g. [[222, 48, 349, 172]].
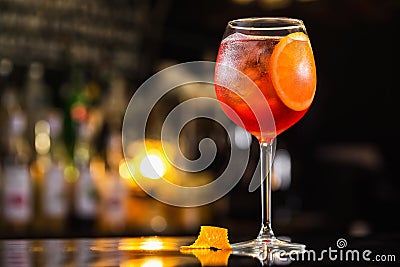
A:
[[1, 232, 398, 266]]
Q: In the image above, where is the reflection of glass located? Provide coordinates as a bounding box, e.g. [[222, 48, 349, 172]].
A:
[[232, 244, 294, 266], [215, 17, 317, 253]]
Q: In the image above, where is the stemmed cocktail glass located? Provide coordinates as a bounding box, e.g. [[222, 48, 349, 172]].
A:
[[214, 17, 316, 254]]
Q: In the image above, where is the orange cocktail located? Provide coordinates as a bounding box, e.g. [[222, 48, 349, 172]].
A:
[[214, 17, 317, 253], [215, 32, 316, 140]]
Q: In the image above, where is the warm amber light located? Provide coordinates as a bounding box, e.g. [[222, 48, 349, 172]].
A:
[[141, 259, 163, 267], [118, 237, 165, 251], [35, 120, 50, 135], [90, 156, 106, 180], [119, 159, 135, 179], [140, 238, 163, 250], [124, 139, 176, 183], [120, 258, 167, 267], [35, 133, 50, 155], [139, 153, 166, 179]]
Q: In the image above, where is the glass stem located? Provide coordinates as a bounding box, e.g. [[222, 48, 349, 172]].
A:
[[258, 140, 275, 240]]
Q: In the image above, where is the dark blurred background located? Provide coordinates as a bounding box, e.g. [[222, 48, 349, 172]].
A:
[[0, 0, 399, 241]]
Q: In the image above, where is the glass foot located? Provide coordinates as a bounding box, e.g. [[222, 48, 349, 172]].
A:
[[231, 236, 305, 262]]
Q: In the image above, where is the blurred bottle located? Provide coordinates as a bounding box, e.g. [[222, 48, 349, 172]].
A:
[[21, 62, 54, 234], [1, 108, 33, 235], [60, 65, 106, 236], [61, 65, 103, 159], [0, 58, 15, 234], [41, 110, 70, 235], [59, 65, 86, 159], [97, 70, 130, 235], [98, 130, 127, 235], [71, 122, 99, 235]]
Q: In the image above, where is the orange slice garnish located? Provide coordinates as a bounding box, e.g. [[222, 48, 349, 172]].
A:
[[180, 226, 232, 250], [269, 32, 316, 111]]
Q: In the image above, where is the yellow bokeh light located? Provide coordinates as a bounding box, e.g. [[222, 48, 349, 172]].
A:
[[35, 132, 50, 155], [119, 159, 135, 179], [139, 153, 166, 179], [124, 139, 175, 182], [64, 165, 79, 183], [35, 120, 50, 135]]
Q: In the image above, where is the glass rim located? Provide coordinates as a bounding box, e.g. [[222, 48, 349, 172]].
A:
[[228, 17, 305, 31]]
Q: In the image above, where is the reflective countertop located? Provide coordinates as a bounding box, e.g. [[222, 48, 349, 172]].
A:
[[1, 234, 398, 266]]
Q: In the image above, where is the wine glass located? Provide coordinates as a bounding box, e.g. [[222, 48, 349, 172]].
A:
[[214, 17, 316, 253]]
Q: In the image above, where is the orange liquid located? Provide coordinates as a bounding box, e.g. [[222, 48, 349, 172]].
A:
[[215, 34, 307, 141]]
